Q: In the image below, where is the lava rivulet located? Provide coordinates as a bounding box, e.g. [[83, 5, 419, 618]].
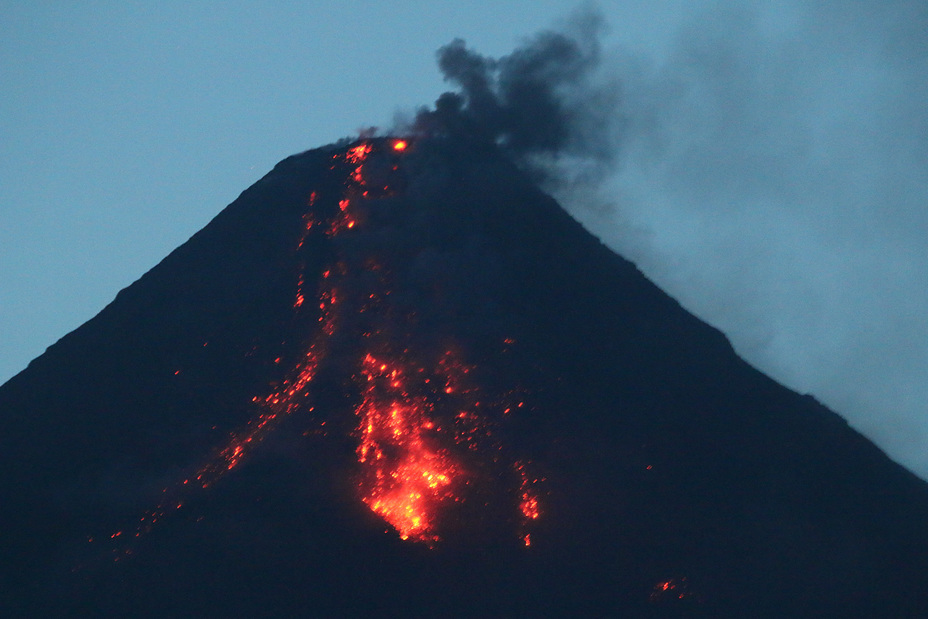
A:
[[97, 138, 542, 560], [355, 353, 461, 543]]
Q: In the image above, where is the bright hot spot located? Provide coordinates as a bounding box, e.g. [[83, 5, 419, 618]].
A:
[[355, 354, 461, 543]]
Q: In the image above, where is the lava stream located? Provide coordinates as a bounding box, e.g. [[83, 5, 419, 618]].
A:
[[355, 353, 462, 542]]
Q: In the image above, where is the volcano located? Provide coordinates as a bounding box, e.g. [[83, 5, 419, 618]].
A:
[[2, 135, 927, 617]]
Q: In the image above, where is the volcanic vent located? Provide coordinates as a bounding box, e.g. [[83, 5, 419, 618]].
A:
[[2, 134, 928, 616]]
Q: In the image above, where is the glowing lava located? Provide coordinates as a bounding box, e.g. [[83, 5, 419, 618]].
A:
[[649, 577, 695, 603], [98, 138, 542, 561], [346, 142, 373, 163], [355, 353, 460, 542], [519, 475, 541, 520]]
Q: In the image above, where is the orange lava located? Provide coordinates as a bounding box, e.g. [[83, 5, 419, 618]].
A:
[[649, 578, 694, 603], [355, 353, 460, 542], [520, 493, 540, 520], [514, 459, 542, 546], [346, 143, 373, 163], [98, 138, 543, 559]]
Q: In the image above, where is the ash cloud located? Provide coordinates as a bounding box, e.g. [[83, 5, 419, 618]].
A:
[[411, 7, 622, 187], [581, 1, 928, 477]]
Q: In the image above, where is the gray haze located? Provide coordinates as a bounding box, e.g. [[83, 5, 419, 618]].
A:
[[570, 1, 928, 475]]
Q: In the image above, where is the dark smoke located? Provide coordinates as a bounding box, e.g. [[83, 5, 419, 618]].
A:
[[413, 8, 622, 186]]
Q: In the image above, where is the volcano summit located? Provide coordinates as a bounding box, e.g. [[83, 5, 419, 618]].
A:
[[1, 134, 928, 616]]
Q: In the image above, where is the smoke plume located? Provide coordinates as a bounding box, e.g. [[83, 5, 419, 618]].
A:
[[411, 8, 622, 187]]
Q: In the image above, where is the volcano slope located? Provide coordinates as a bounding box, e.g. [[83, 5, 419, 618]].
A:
[[1, 136, 927, 617]]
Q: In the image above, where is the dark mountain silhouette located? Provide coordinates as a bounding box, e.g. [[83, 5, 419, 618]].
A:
[[2, 135, 927, 617]]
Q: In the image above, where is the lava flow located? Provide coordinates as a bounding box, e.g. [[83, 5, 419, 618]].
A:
[[351, 346, 542, 544], [355, 353, 461, 542], [96, 137, 542, 560]]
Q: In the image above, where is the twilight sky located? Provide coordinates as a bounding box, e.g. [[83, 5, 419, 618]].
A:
[[2, 2, 926, 477]]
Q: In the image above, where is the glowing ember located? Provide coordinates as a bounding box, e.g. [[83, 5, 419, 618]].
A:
[[294, 275, 305, 308], [649, 578, 695, 603], [355, 353, 461, 542], [392, 139, 408, 151], [514, 459, 542, 546], [520, 492, 540, 520], [346, 142, 372, 163]]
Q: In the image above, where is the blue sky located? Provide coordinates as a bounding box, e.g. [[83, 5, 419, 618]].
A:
[[2, 2, 926, 478]]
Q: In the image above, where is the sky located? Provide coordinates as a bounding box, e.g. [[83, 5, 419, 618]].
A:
[[2, 2, 926, 477]]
